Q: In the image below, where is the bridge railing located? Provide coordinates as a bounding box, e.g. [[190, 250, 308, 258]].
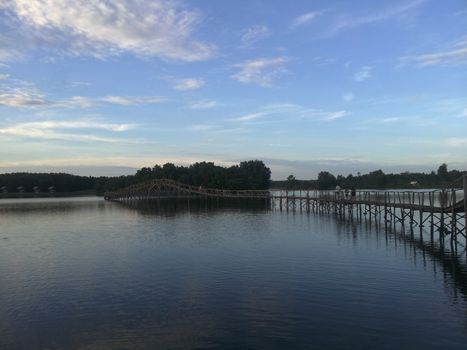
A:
[[155, 179, 270, 197], [105, 179, 271, 199], [269, 188, 464, 211]]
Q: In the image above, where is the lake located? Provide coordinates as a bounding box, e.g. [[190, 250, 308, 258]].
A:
[[0, 197, 466, 349]]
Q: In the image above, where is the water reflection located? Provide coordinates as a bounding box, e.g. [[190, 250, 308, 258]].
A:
[[0, 196, 104, 214], [332, 218, 467, 303], [123, 197, 270, 217], [0, 198, 466, 349]]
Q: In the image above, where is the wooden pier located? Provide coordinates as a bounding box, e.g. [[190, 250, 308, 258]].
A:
[[105, 177, 467, 248], [270, 188, 465, 247]]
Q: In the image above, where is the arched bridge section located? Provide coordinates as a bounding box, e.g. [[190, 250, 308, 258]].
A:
[[104, 179, 270, 201]]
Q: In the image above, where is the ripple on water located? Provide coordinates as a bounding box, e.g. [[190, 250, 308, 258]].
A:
[[0, 198, 466, 349]]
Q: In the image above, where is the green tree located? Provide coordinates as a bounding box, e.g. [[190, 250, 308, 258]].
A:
[[368, 169, 386, 188], [317, 171, 337, 190], [437, 163, 448, 179], [286, 174, 296, 189], [237, 160, 271, 190]]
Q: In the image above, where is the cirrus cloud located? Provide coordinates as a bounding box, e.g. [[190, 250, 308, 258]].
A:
[[232, 57, 289, 87], [0, 119, 134, 143], [188, 100, 218, 109], [353, 66, 372, 81], [0, 88, 46, 107], [290, 11, 323, 30], [240, 25, 270, 46], [173, 78, 205, 91], [101, 95, 167, 105], [399, 37, 467, 67]]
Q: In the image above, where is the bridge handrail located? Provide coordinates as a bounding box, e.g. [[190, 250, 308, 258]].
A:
[[270, 188, 464, 211], [105, 178, 270, 198]]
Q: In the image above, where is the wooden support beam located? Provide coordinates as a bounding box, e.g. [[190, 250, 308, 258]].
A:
[[464, 175, 467, 243]]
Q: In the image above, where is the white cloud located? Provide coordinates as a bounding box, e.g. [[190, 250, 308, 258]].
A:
[[173, 78, 205, 91], [0, 80, 166, 108], [189, 100, 217, 109], [290, 11, 323, 29], [329, 0, 425, 35], [400, 45, 467, 67], [0, 74, 10, 80], [232, 57, 289, 87], [55, 96, 94, 109], [188, 124, 218, 131], [230, 112, 265, 122], [0, 119, 133, 143], [0, 46, 23, 62], [229, 104, 349, 123], [381, 117, 401, 123], [241, 25, 270, 46], [0, 88, 94, 109], [353, 66, 372, 81], [1, 120, 132, 133], [0, 0, 215, 61], [446, 138, 467, 147], [324, 110, 348, 121], [0, 88, 46, 107], [102, 95, 166, 105], [343, 93, 355, 102], [310, 56, 337, 66]]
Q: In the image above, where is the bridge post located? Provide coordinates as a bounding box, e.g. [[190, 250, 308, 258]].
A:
[[464, 175, 467, 241]]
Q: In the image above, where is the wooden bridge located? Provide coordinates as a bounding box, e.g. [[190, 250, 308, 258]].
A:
[[271, 188, 466, 245], [104, 178, 270, 200], [105, 177, 467, 247]]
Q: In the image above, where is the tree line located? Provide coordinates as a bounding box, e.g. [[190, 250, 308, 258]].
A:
[[0, 173, 95, 193], [97, 160, 271, 193], [0, 160, 272, 194], [272, 164, 465, 190], [1, 162, 464, 194]]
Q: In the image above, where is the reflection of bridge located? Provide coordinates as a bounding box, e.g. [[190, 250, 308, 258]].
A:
[[105, 178, 467, 245], [339, 221, 467, 302], [104, 178, 270, 200]]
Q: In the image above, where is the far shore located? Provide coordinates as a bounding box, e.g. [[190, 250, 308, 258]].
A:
[[0, 190, 99, 199]]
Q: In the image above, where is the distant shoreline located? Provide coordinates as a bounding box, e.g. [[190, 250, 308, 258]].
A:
[[0, 190, 98, 199]]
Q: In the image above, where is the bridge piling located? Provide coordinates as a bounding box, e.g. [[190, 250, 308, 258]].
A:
[[430, 192, 435, 241], [440, 190, 445, 244], [464, 175, 467, 242], [418, 192, 423, 238], [451, 189, 456, 244]]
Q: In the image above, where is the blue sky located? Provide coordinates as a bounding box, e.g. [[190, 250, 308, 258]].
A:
[[0, 0, 466, 179]]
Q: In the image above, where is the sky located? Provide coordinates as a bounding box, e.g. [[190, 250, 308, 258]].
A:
[[0, 0, 466, 179]]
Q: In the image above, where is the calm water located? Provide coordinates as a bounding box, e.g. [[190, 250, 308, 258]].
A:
[[0, 197, 466, 350]]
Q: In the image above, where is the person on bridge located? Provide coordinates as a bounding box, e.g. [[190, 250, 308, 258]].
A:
[[335, 185, 341, 199]]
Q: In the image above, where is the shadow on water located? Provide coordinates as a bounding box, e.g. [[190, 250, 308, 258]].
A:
[[120, 197, 271, 217], [334, 217, 467, 302]]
